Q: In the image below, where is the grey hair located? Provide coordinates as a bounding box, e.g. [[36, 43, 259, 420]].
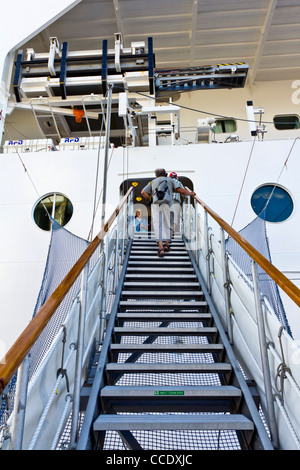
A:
[[155, 168, 167, 177]]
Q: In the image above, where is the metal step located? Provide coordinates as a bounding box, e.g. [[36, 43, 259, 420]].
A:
[[119, 300, 208, 310], [131, 249, 186, 254], [123, 282, 201, 289], [110, 343, 223, 354], [100, 385, 242, 413], [113, 326, 217, 336], [121, 290, 204, 297], [125, 274, 197, 279], [126, 267, 194, 272], [101, 385, 240, 397], [131, 248, 186, 253], [116, 312, 211, 321], [128, 261, 192, 266], [131, 243, 185, 247], [133, 235, 183, 239], [130, 255, 190, 259], [94, 414, 254, 432], [106, 362, 232, 374]]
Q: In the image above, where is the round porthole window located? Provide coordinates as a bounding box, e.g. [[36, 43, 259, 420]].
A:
[[250, 184, 293, 223], [33, 193, 73, 231]]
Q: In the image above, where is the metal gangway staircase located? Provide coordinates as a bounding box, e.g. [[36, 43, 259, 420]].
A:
[[77, 232, 273, 451]]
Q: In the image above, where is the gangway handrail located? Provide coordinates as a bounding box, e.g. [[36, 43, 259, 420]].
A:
[[0, 187, 133, 394], [191, 192, 300, 309]]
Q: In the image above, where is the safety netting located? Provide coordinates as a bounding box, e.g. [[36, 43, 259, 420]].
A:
[[29, 219, 96, 379], [226, 213, 292, 337]]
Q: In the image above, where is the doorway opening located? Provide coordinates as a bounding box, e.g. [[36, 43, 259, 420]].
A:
[[120, 175, 194, 234]]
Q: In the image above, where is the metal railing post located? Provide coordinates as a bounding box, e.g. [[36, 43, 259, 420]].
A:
[[220, 228, 233, 344], [69, 262, 89, 448], [121, 204, 126, 264], [99, 235, 109, 343], [204, 211, 211, 294], [251, 259, 279, 449], [9, 355, 30, 450], [113, 213, 120, 293]]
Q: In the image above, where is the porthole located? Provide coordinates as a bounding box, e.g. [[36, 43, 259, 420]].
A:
[[250, 184, 293, 223], [33, 193, 73, 231], [273, 115, 300, 130], [214, 119, 237, 134]]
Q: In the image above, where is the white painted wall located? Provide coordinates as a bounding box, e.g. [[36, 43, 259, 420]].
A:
[[177, 80, 300, 142]]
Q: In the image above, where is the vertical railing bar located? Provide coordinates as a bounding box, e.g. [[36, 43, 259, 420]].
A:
[[251, 259, 279, 449], [204, 210, 211, 294], [99, 234, 110, 343], [220, 227, 233, 344], [69, 262, 89, 449], [113, 213, 120, 293], [9, 355, 30, 450]]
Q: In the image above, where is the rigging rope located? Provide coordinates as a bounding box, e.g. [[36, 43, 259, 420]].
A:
[[231, 136, 299, 227], [231, 135, 256, 227], [258, 137, 300, 217], [3, 116, 52, 219], [88, 90, 108, 241], [87, 144, 115, 241]]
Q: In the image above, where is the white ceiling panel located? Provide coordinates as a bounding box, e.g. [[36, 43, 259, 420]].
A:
[[196, 9, 268, 30], [193, 43, 257, 61], [196, 0, 270, 13], [195, 28, 261, 46], [263, 39, 300, 55], [18, 0, 300, 84], [118, 0, 193, 18], [268, 24, 300, 41]]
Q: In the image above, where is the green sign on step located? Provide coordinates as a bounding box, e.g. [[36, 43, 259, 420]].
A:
[[154, 391, 184, 396]]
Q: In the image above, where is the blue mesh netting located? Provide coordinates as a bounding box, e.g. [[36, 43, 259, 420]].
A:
[[29, 218, 93, 378], [226, 214, 292, 337]]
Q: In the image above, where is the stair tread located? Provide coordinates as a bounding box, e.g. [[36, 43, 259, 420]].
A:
[[128, 261, 192, 265], [124, 282, 200, 285], [113, 327, 217, 335], [130, 254, 188, 258], [120, 300, 207, 307], [110, 343, 223, 351], [93, 414, 254, 431], [117, 312, 211, 319], [122, 290, 203, 296], [101, 385, 241, 397], [131, 248, 186, 251], [126, 268, 194, 271], [125, 274, 197, 278], [106, 362, 231, 371]]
